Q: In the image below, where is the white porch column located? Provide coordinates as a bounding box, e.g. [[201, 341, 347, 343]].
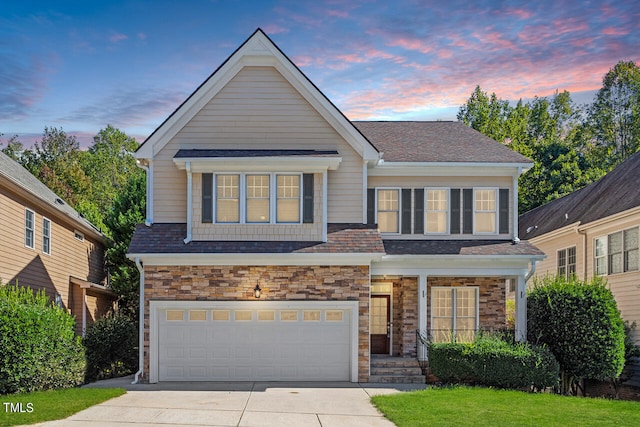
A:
[[418, 274, 427, 360], [515, 275, 527, 342], [184, 161, 192, 244]]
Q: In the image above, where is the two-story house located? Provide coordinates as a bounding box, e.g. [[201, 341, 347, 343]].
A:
[[127, 29, 544, 383], [519, 152, 640, 389], [0, 151, 114, 335]]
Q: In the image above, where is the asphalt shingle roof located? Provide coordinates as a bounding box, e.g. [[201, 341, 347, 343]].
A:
[[354, 121, 532, 164], [383, 239, 544, 256], [519, 151, 640, 239], [129, 223, 385, 254], [0, 151, 103, 238]]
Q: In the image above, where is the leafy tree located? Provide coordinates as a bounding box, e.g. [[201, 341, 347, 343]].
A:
[[457, 86, 511, 143], [0, 133, 24, 161], [527, 275, 625, 395], [586, 60, 640, 170], [105, 172, 146, 320]]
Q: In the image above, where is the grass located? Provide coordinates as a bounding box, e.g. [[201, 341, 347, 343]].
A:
[[371, 386, 640, 427], [0, 387, 125, 426]]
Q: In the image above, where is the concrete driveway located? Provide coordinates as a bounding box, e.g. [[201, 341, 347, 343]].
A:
[[33, 376, 426, 426]]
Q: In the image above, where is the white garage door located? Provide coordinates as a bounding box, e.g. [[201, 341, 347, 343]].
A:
[[153, 301, 355, 382]]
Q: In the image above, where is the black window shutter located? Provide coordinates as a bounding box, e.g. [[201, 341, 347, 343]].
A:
[[401, 189, 412, 234], [450, 189, 461, 234], [462, 189, 473, 234], [303, 174, 314, 223], [367, 189, 376, 225], [499, 188, 510, 234], [414, 189, 424, 234], [202, 173, 213, 223]]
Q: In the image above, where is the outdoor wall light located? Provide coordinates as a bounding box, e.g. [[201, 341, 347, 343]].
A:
[[254, 282, 262, 299]]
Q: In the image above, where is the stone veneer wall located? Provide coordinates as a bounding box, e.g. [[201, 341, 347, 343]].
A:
[[143, 265, 370, 382], [427, 277, 506, 332], [392, 278, 418, 357]]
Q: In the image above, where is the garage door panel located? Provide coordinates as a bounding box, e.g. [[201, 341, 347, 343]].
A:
[[158, 304, 352, 381]]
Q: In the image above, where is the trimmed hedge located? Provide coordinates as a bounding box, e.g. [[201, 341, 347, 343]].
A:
[[83, 313, 138, 382], [0, 284, 85, 394], [428, 333, 559, 390]]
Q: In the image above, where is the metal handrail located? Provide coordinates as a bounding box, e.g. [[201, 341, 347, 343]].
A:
[[415, 329, 429, 372]]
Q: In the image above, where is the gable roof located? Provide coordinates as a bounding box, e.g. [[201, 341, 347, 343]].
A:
[[353, 121, 531, 164], [137, 28, 379, 162], [0, 151, 104, 240], [519, 151, 640, 239]]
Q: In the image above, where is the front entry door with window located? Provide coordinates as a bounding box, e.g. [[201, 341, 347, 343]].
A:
[[370, 295, 390, 354]]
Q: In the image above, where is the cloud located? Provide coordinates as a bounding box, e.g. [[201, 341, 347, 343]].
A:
[[109, 32, 128, 43], [0, 52, 54, 119], [263, 24, 288, 34]]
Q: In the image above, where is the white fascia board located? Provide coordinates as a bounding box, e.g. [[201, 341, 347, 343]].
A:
[[375, 254, 544, 270], [368, 162, 533, 177], [173, 156, 342, 173], [371, 265, 531, 277], [127, 252, 383, 266]]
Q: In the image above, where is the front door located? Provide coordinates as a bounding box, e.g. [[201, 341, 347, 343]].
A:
[[370, 295, 390, 354]]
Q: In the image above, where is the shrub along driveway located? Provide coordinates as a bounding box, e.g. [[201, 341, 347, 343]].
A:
[[32, 376, 425, 426]]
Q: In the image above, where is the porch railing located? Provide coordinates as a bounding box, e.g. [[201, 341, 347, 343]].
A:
[[415, 329, 429, 372]]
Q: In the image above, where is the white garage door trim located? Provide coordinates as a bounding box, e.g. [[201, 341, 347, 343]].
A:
[[149, 300, 359, 383]]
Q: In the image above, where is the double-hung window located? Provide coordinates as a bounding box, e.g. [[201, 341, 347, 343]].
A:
[[557, 246, 576, 278], [277, 175, 300, 223], [474, 189, 497, 233], [216, 174, 240, 223], [246, 175, 270, 223], [42, 217, 51, 255], [25, 209, 35, 249], [595, 227, 639, 275], [431, 287, 478, 343], [426, 189, 448, 234], [377, 189, 399, 233]]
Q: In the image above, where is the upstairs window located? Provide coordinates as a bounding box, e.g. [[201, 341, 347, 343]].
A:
[[42, 217, 51, 255], [557, 246, 576, 278], [474, 189, 497, 234], [25, 209, 35, 249], [595, 227, 639, 275], [246, 175, 270, 223], [426, 189, 448, 234], [276, 175, 300, 223], [377, 189, 399, 233], [216, 174, 239, 223]]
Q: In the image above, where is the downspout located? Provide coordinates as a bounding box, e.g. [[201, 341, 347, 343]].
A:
[[184, 161, 193, 244], [512, 167, 522, 243], [516, 259, 537, 342], [525, 258, 537, 282], [132, 257, 144, 384]]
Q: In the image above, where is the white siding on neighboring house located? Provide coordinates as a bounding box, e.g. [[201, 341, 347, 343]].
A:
[[152, 66, 363, 224]]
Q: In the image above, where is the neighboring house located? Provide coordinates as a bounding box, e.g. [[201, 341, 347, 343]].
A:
[[0, 151, 114, 335], [127, 29, 544, 384], [519, 151, 640, 387]]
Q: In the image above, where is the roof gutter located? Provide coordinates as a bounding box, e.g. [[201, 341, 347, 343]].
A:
[[132, 257, 144, 384]]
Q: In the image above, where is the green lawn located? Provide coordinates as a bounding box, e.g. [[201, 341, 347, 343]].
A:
[[0, 387, 125, 426], [371, 386, 640, 427]]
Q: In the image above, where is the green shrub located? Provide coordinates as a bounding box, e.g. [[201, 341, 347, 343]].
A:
[[428, 333, 559, 390], [0, 284, 85, 394], [527, 275, 625, 393], [83, 313, 137, 382]]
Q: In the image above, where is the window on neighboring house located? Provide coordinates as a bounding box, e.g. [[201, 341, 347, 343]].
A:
[[595, 227, 639, 275], [246, 175, 270, 223], [474, 189, 497, 233], [426, 189, 448, 234], [216, 174, 239, 223], [74, 230, 84, 241], [431, 287, 478, 343], [276, 175, 300, 223], [557, 246, 576, 278], [42, 217, 51, 255], [377, 189, 399, 233], [25, 209, 35, 249]]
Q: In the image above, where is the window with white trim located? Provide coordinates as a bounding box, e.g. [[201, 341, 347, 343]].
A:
[[377, 189, 399, 233], [216, 174, 240, 223], [25, 209, 35, 249], [557, 246, 576, 279], [42, 217, 51, 255], [431, 287, 478, 343], [595, 227, 639, 275], [426, 188, 448, 234], [246, 175, 270, 223], [276, 175, 300, 223], [474, 189, 497, 233]]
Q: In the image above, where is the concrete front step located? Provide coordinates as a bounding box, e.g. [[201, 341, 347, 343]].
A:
[[370, 356, 426, 384]]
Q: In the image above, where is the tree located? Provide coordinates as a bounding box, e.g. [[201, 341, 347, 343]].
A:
[[527, 275, 625, 395], [0, 133, 24, 161], [586, 60, 640, 170], [104, 172, 146, 320], [457, 86, 511, 143]]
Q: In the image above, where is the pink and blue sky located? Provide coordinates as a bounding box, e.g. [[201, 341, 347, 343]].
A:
[[1, 0, 639, 146]]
